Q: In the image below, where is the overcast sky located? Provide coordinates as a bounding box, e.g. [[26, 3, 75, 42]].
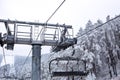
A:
[[0, 0, 120, 64], [0, 0, 120, 31]]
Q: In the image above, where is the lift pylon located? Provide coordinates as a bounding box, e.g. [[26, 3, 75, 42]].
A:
[[0, 19, 77, 80]]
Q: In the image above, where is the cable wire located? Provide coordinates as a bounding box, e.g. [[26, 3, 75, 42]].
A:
[[46, 0, 66, 23], [2, 47, 7, 77], [2, 47, 6, 65], [20, 49, 32, 74], [77, 15, 120, 38]]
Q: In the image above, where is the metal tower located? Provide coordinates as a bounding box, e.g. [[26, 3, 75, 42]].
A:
[[0, 19, 77, 80]]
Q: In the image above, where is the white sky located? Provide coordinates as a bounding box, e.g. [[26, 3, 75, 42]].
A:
[[0, 0, 120, 63]]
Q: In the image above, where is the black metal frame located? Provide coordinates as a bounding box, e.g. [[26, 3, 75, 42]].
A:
[[49, 56, 89, 77]]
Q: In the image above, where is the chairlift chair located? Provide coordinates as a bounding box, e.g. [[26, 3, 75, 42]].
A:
[[49, 56, 89, 79]]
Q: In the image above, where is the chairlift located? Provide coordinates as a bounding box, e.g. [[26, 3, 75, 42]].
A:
[[49, 56, 89, 79]]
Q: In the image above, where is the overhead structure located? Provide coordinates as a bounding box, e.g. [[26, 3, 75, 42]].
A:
[[0, 19, 77, 80], [0, 19, 76, 50]]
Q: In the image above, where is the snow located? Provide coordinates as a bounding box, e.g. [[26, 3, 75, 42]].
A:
[[85, 73, 96, 80], [111, 75, 120, 80]]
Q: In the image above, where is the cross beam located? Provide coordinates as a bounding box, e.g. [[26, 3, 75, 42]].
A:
[[0, 19, 72, 28]]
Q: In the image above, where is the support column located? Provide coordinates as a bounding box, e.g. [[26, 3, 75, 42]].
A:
[[32, 44, 41, 80]]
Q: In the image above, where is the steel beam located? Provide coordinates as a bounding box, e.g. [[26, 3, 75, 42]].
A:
[[0, 19, 72, 28]]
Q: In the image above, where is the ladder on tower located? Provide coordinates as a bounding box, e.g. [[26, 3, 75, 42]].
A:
[[34, 24, 39, 40]]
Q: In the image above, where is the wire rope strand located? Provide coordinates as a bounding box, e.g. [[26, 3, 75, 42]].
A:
[[2, 47, 7, 77], [46, 0, 66, 23], [2, 47, 6, 65], [20, 49, 32, 75], [78, 15, 120, 38]]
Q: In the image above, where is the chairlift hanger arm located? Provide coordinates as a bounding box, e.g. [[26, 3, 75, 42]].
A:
[[0, 19, 72, 28], [4, 22, 12, 35]]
